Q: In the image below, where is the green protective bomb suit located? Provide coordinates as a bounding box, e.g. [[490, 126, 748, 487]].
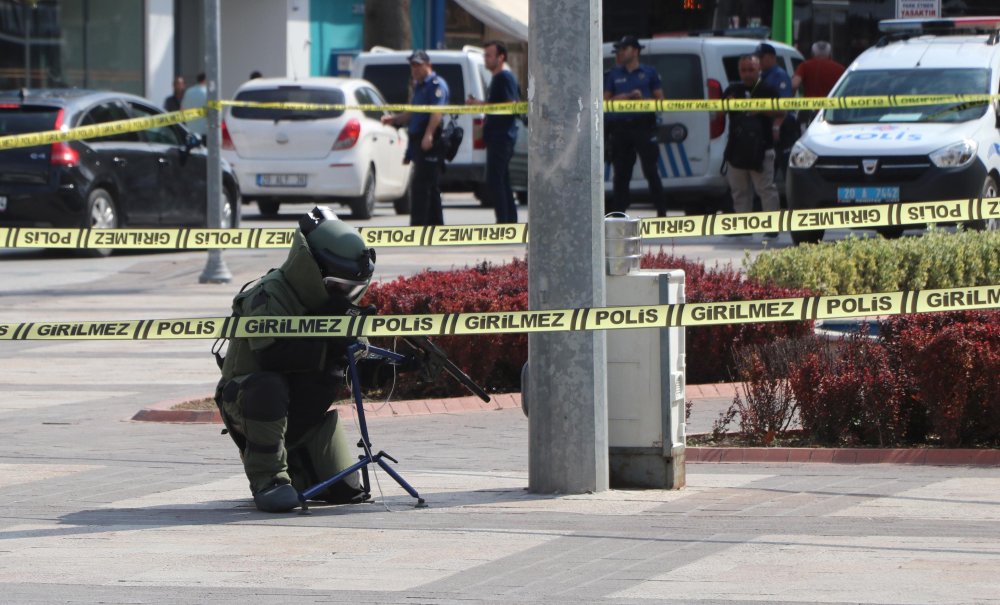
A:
[[215, 207, 387, 512]]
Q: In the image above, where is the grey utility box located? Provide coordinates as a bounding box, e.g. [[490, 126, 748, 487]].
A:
[[606, 269, 686, 489]]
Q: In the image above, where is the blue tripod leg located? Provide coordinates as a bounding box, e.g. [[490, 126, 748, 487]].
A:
[[375, 453, 427, 507], [299, 456, 371, 502]]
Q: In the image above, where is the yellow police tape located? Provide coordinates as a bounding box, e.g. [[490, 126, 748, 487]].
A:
[[217, 94, 996, 115], [2, 285, 997, 341], [0, 93, 992, 152], [0, 108, 205, 152], [2, 197, 997, 250]]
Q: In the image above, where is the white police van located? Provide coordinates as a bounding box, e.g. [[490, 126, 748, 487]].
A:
[[788, 17, 1000, 244], [601, 34, 802, 213], [350, 47, 491, 201]]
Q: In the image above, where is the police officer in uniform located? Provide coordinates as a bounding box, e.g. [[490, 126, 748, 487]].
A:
[[382, 50, 450, 226], [215, 207, 411, 512], [604, 35, 667, 217], [756, 43, 796, 187]]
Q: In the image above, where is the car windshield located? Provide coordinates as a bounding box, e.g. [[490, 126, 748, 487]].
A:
[[0, 105, 60, 135], [825, 68, 990, 124], [231, 87, 345, 120]]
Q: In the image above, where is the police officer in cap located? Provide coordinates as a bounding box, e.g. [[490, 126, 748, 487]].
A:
[[604, 35, 668, 217], [382, 50, 450, 226], [215, 207, 418, 512]]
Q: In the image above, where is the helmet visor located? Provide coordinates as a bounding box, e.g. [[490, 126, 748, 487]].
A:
[[323, 276, 369, 302], [313, 247, 375, 281]]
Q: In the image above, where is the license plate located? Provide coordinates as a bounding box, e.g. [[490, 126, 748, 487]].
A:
[[0, 195, 6, 212], [837, 186, 899, 204], [257, 174, 307, 187]]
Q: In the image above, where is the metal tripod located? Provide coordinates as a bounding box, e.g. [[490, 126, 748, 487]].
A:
[[298, 342, 426, 508]]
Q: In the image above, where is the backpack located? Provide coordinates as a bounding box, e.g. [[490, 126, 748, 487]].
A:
[[441, 114, 463, 162]]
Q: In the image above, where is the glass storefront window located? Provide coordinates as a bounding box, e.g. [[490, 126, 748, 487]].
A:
[[0, 0, 143, 96]]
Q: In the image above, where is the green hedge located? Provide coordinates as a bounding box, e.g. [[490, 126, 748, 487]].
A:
[[746, 229, 1000, 295]]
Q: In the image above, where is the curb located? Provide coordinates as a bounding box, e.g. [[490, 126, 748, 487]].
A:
[[686, 446, 1000, 466], [131, 392, 523, 423]]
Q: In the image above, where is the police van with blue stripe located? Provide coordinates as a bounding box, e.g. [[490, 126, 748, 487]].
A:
[[788, 17, 1000, 244], [601, 34, 802, 214]]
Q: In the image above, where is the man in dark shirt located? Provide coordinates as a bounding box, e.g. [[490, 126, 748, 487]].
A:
[[756, 43, 796, 187], [723, 55, 783, 227], [603, 35, 667, 217], [382, 50, 450, 226], [468, 41, 520, 224], [164, 76, 185, 112]]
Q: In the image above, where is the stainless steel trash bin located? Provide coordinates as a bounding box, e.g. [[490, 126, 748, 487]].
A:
[[604, 212, 642, 276]]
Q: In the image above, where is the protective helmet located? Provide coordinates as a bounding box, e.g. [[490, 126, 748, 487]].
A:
[[299, 206, 375, 302]]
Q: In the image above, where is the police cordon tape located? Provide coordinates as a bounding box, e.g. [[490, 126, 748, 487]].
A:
[[2, 285, 999, 341], [0, 94, 994, 152], [3, 197, 998, 250], [0, 107, 205, 152], [219, 95, 997, 116]]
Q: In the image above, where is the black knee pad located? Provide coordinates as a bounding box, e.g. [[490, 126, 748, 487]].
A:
[[241, 372, 290, 422]]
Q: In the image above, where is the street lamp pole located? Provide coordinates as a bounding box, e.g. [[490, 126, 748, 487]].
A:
[[199, 0, 232, 284]]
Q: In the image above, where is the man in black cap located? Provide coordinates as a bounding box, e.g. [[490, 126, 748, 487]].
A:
[[603, 35, 668, 217], [755, 42, 796, 189], [381, 50, 450, 226]]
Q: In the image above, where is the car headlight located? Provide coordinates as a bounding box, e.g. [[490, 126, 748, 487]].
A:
[[929, 140, 978, 168], [789, 142, 818, 169]]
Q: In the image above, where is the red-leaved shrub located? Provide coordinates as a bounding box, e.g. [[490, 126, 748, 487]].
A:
[[363, 259, 528, 398], [642, 250, 815, 383], [788, 327, 907, 446], [362, 253, 815, 398], [881, 311, 1000, 447]]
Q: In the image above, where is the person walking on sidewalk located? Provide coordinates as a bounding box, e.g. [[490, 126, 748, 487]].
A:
[[467, 40, 520, 224], [382, 51, 450, 226], [603, 35, 667, 217]]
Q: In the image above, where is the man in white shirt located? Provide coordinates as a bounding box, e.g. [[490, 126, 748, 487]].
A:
[[181, 72, 208, 136]]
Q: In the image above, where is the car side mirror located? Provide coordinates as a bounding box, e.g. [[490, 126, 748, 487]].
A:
[[186, 133, 202, 149]]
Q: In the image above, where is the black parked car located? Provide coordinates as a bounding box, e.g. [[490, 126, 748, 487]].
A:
[[0, 89, 240, 255]]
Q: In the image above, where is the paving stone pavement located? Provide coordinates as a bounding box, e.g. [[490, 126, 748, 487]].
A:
[[2, 253, 1000, 604]]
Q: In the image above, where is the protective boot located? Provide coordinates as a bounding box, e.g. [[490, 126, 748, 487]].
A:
[[230, 373, 294, 495], [287, 410, 368, 504], [252, 478, 300, 512]]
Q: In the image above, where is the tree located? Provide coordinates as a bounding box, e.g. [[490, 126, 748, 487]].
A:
[[364, 0, 411, 51]]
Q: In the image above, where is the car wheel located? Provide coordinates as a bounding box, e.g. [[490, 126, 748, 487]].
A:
[[968, 176, 999, 231], [218, 187, 239, 228], [393, 185, 411, 215], [790, 228, 824, 245], [516, 190, 528, 206], [351, 168, 376, 220], [876, 226, 906, 239], [258, 200, 280, 217], [81, 187, 118, 258]]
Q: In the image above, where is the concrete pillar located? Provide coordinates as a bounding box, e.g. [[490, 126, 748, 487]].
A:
[[527, 0, 608, 494]]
